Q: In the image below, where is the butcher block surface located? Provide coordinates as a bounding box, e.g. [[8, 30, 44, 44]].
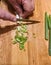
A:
[[0, 0, 51, 65]]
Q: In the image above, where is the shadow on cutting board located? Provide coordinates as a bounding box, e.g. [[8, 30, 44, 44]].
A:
[[0, 21, 40, 35]]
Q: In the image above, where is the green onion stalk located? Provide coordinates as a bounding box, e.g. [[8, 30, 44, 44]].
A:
[[45, 12, 51, 56]]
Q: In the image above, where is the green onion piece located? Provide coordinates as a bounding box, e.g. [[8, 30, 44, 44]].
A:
[[45, 12, 49, 40], [49, 29, 51, 56], [48, 15, 51, 56], [13, 40, 17, 44], [49, 15, 51, 29], [15, 35, 27, 44], [19, 44, 24, 50]]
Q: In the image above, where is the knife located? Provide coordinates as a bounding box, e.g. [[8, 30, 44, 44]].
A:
[[17, 18, 40, 23]]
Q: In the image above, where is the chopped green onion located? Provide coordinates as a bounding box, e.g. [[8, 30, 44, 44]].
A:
[[13, 17, 27, 50]]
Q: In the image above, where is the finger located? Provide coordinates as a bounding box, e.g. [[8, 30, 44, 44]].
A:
[[20, 11, 33, 18], [0, 8, 16, 22], [8, 0, 23, 15], [22, 0, 34, 12], [21, 0, 34, 18]]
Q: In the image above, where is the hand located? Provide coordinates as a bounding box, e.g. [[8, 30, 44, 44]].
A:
[[0, 0, 34, 22], [8, 0, 34, 18]]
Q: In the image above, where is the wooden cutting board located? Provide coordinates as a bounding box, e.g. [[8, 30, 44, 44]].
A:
[[0, 0, 51, 65]]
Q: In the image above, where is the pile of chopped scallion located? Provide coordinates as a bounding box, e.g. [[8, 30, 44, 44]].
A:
[[13, 16, 28, 50]]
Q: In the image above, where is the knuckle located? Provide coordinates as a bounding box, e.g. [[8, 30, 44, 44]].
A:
[[26, 5, 34, 13], [22, 0, 34, 12]]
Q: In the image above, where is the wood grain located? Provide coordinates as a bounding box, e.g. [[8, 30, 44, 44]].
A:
[[0, 0, 51, 65]]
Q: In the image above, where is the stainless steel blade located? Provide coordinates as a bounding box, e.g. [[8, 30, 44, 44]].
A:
[[17, 18, 40, 23]]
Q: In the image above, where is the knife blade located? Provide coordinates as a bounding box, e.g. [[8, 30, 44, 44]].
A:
[[17, 18, 40, 23]]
